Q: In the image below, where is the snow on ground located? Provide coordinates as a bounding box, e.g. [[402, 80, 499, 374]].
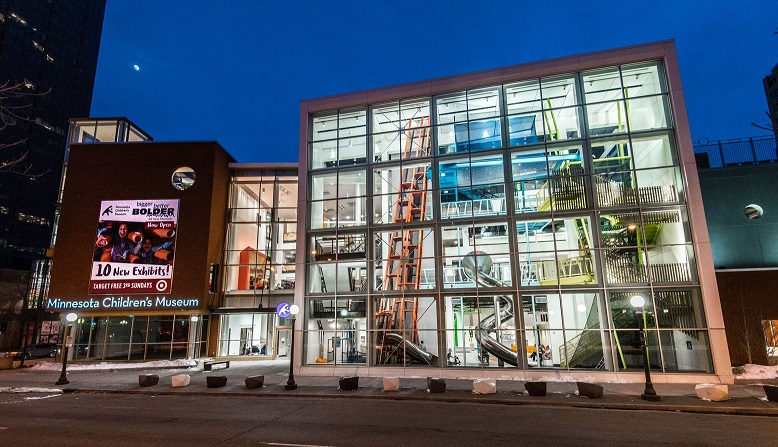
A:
[[733, 364, 778, 380], [0, 387, 63, 394], [29, 359, 198, 372]]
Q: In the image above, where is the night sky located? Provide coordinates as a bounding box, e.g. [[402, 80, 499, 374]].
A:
[[90, 1, 777, 163]]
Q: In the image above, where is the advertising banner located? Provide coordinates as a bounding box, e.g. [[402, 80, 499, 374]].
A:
[[90, 199, 179, 294]]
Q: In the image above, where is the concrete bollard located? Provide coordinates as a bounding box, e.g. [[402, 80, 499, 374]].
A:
[[695, 384, 728, 402], [171, 374, 191, 388], [427, 377, 446, 393], [138, 374, 159, 387], [577, 382, 603, 399], [206, 375, 228, 388], [763, 385, 778, 403], [339, 376, 359, 391], [473, 379, 496, 394], [383, 377, 400, 392], [524, 381, 547, 396], [245, 375, 265, 389]]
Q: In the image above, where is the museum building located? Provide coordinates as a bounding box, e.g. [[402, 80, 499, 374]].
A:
[[294, 40, 732, 382], [46, 41, 732, 383], [47, 119, 299, 361]]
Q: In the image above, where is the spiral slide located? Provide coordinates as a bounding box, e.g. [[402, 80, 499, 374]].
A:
[[461, 252, 519, 367]]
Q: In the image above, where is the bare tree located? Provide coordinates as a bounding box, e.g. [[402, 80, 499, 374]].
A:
[[751, 112, 778, 135], [0, 79, 50, 179], [751, 28, 778, 137]]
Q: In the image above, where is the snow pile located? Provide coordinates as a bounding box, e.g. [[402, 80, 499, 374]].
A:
[[732, 364, 778, 380], [29, 359, 197, 371], [0, 387, 63, 394]]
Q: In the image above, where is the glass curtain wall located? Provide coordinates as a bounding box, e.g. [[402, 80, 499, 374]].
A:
[[70, 314, 208, 361], [305, 61, 712, 373], [225, 170, 298, 305]]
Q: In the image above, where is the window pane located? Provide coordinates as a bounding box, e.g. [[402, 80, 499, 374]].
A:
[[562, 330, 610, 370], [631, 132, 677, 169], [508, 112, 543, 146], [627, 95, 670, 132], [541, 75, 579, 109], [660, 330, 712, 373], [582, 67, 623, 103], [506, 79, 542, 115], [338, 136, 367, 165], [374, 296, 438, 366], [311, 114, 337, 141], [621, 62, 665, 97], [338, 109, 366, 136], [586, 100, 628, 136]]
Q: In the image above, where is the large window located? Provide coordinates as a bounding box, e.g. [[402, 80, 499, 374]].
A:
[[303, 60, 710, 373], [71, 315, 208, 361], [225, 170, 298, 302]]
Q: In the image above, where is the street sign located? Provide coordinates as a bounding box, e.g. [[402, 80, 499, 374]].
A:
[[276, 302, 291, 318]]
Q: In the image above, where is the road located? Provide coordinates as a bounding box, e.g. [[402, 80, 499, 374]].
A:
[[0, 392, 775, 446]]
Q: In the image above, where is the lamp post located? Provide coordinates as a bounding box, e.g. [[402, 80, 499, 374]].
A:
[[630, 296, 660, 401], [55, 312, 77, 385], [284, 304, 300, 390]]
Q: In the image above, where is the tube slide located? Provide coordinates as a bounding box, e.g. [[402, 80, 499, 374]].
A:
[[461, 252, 519, 366], [382, 332, 438, 365]]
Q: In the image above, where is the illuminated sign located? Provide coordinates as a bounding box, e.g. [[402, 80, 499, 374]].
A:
[[46, 296, 200, 311], [90, 199, 179, 295]]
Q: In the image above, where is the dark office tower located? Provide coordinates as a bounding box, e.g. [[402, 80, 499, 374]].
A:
[[764, 64, 778, 143], [0, 1, 106, 270]]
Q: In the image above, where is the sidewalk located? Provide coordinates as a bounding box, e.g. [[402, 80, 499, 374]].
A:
[[1, 360, 776, 416]]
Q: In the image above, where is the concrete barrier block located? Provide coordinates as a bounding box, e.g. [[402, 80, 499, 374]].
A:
[[695, 383, 728, 402], [138, 374, 159, 387], [525, 381, 547, 396], [339, 376, 359, 391], [764, 385, 778, 403], [473, 379, 496, 394], [383, 377, 400, 392], [206, 375, 228, 388], [245, 375, 265, 389], [427, 377, 446, 393], [171, 374, 191, 388], [577, 382, 603, 399]]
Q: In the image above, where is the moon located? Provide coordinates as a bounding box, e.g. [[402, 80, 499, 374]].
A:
[[133, 64, 140, 71]]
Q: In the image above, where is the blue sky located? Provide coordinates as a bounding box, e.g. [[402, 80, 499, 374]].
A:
[[90, 1, 777, 163]]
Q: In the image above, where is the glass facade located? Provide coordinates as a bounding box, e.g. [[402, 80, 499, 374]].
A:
[[225, 170, 298, 297], [218, 167, 298, 357], [303, 61, 713, 373], [69, 314, 208, 362]]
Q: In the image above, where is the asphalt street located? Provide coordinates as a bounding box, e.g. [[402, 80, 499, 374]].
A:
[[1, 392, 776, 447]]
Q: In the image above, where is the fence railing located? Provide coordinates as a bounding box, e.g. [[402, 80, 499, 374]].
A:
[[693, 136, 777, 168]]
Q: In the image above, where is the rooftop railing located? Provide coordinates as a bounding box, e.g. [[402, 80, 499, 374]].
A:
[[693, 136, 776, 168]]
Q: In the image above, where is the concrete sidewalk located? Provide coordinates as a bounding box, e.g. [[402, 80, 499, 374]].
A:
[[1, 360, 776, 416]]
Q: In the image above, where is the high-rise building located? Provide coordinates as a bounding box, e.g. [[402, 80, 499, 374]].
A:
[[0, 0, 106, 270], [763, 63, 778, 142]]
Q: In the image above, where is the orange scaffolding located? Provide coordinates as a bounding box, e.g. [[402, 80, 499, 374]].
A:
[[376, 116, 431, 364]]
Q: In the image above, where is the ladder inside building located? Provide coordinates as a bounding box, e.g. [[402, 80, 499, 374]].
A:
[[376, 115, 431, 364]]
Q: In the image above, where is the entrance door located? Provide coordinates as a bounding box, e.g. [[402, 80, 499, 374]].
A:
[[240, 327, 253, 355], [273, 326, 292, 359]]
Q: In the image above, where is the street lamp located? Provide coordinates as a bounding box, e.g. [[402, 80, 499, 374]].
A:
[[630, 295, 660, 401], [55, 312, 77, 385], [284, 304, 300, 390]]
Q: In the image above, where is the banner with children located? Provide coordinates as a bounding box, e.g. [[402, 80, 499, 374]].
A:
[[90, 199, 179, 294]]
